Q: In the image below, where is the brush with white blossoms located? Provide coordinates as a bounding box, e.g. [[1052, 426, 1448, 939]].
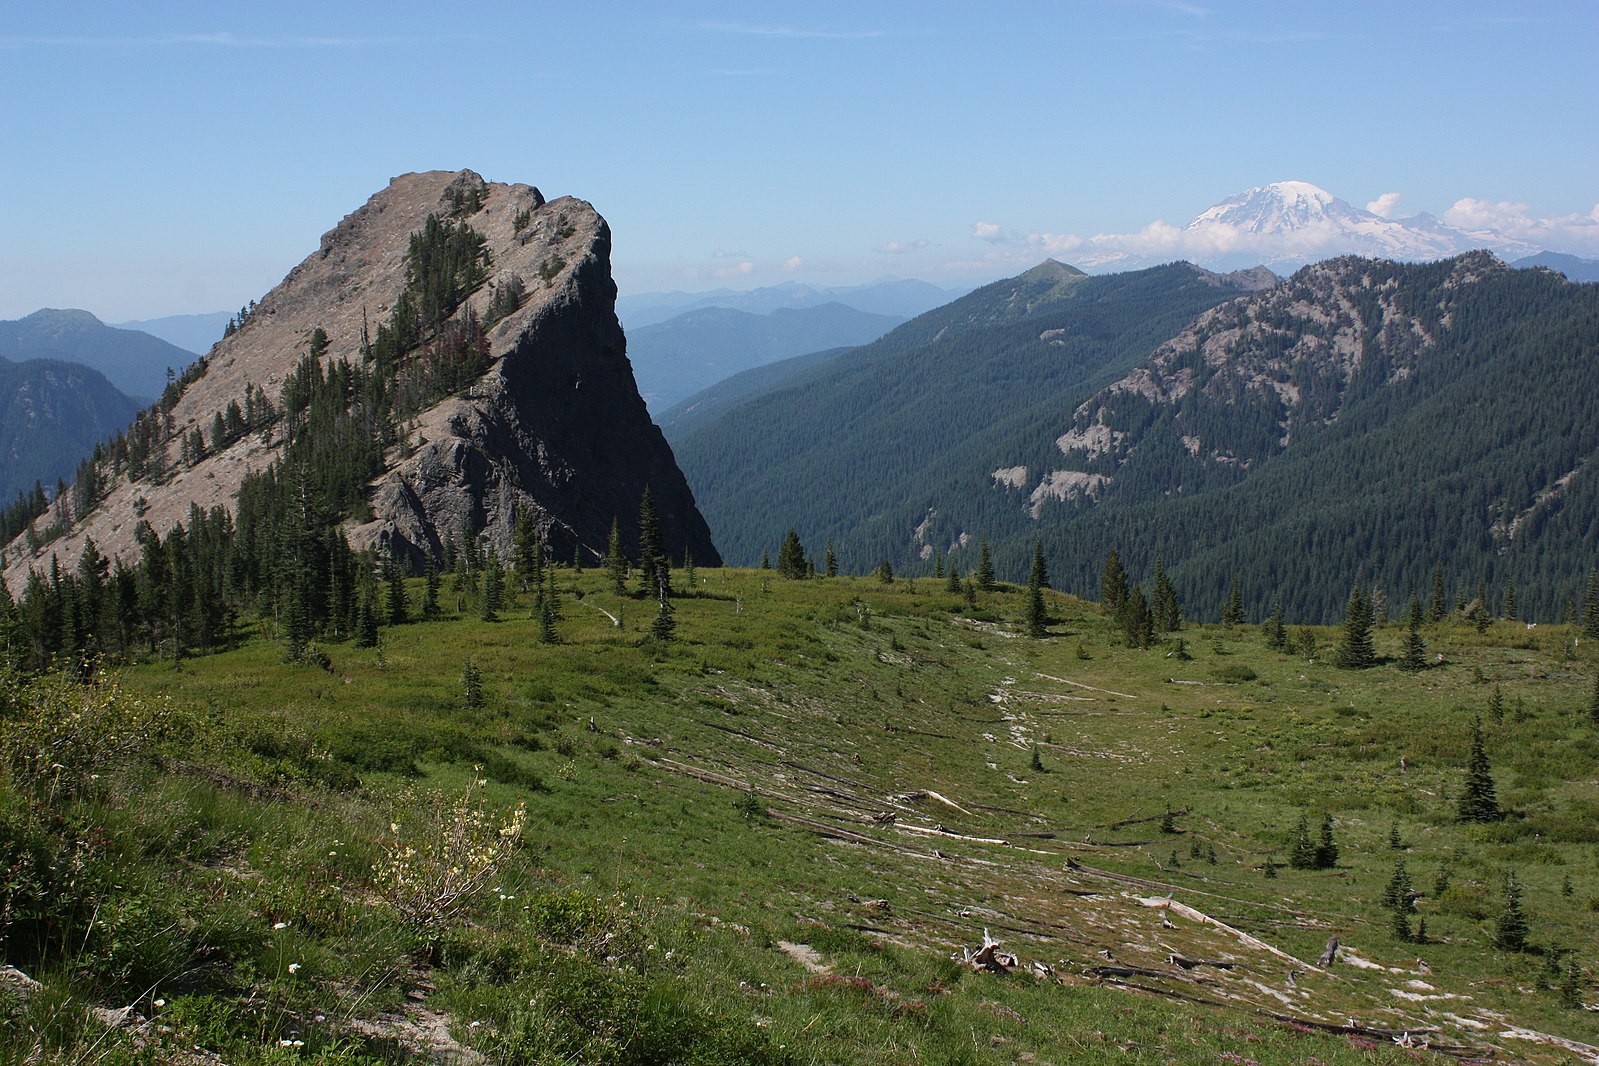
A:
[[372, 774, 528, 929]]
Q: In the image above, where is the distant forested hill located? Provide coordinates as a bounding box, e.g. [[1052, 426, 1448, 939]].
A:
[[0, 354, 139, 502], [629, 302, 903, 410], [672, 254, 1599, 624], [0, 308, 198, 400], [667, 260, 1261, 573]]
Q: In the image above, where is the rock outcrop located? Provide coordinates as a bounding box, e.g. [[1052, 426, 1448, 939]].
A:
[[3, 169, 718, 590]]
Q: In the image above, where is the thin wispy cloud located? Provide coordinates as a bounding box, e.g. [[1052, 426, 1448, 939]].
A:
[[878, 239, 930, 254], [0, 31, 446, 49], [698, 22, 884, 40]]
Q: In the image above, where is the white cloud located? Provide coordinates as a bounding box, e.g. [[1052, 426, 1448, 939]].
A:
[[1367, 192, 1402, 217], [712, 247, 751, 259], [712, 260, 756, 278], [972, 221, 1006, 243], [1444, 197, 1599, 255], [878, 239, 930, 254], [782, 256, 804, 271]]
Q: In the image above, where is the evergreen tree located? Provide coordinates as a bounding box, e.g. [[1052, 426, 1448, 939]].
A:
[[1029, 540, 1050, 591], [777, 529, 807, 579], [759, 549, 770, 570], [1026, 542, 1048, 639], [461, 657, 484, 708], [933, 553, 943, 579], [976, 537, 995, 591], [1494, 870, 1528, 951], [1585, 570, 1599, 638], [1488, 683, 1504, 724], [422, 559, 442, 620], [650, 568, 674, 641], [683, 550, 696, 589], [824, 541, 838, 578], [1457, 716, 1501, 823], [1288, 814, 1317, 869], [945, 551, 961, 593], [1100, 548, 1127, 614], [636, 486, 665, 595], [1429, 565, 1448, 623], [1335, 585, 1375, 669], [1382, 857, 1415, 914], [384, 557, 409, 626], [1263, 600, 1286, 650], [1121, 586, 1154, 649], [480, 554, 503, 621], [1503, 577, 1517, 621], [875, 559, 894, 584], [1314, 813, 1339, 869], [1589, 672, 1599, 727], [515, 512, 542, 592], [1152, 557, 1181, 632], [605, 516, 628, 595], [1222, 577, 1244, 628], [537, 569, 559, 644], [355, 584, 379, 648], [1402, 595, 1427, 670]]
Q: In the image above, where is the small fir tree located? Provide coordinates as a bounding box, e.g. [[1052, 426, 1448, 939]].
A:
[[461, 657, 484, 708], [945, 551, 961, 593], [759, 549, 770, 571], [875, 559, 894, 584], [1222, 577, 1244, 628], [385, 557, 409, 626], [1314, 813, 1339, 869], [635, 486, 664, 595], [1457, 716, 1501, 823], [1504, 576, 1517, 621], [421, 559, 441, 620], [355, 584, 379, 648], [1289, 814, 1317, 869], [479, 554, 503, 622], [650, 569, 675, 641], [1335, 585, 1375, 668], [1263, 601, 1286, 650], [824, 541, 838, 578], [1121, 586, 1154, 649], [1429, 565, 1448, 623], [1101, 548, 1128, 614], [515, 513, 541, 591], [605, 516, 628, 595], [1382, 857, 1415, 916], [1584, 569, 1599, 638], [777, 529, 807, 579], [1029, 540, 1050, 591], [1152, 557, 1182, 633], [1026, 541, 1049, 639], [1494, 870, 1528, 951], [1488, 683, 1504, 724], [682, 550, 695, 589], [1402, 595, 1426, 670], [1588, 672, 1599, 726], [976, 537, 995, 592]]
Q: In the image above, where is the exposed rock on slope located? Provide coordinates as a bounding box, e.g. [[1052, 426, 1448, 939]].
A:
[[3, 170, 717, 588]]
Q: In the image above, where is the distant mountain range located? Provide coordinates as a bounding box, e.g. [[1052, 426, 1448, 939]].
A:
[[667, 251, 1599, 623], [629, 302, 904, 410], [1511, 251, 1599, 283], [113, 310, 233, 356], [0, 354, 139, 502], [617, 277, 966, 329], [0, 308, 199, 400], [1077, 180, 1546, 275]]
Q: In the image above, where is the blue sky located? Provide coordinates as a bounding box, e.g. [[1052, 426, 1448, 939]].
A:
[[2, 0, 1595, 320]]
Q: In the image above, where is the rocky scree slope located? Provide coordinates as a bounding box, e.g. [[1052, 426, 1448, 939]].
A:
[[2, 169, 717, 590]]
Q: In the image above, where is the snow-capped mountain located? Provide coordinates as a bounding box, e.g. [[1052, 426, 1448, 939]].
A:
[[1078, 180, 1542, 273]]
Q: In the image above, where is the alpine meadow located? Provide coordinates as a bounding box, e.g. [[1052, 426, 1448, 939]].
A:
[[3, 4, 1599, 1063]]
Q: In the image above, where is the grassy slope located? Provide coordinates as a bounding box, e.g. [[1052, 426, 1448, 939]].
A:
[[5, 568, 1597, 1063]]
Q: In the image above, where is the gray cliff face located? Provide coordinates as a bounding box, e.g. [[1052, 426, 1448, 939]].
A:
[[359, 217, 719, 568], [3, 169, 718, 590]]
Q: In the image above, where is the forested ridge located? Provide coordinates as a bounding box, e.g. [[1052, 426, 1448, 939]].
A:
[[671, 256, 1599, 624]]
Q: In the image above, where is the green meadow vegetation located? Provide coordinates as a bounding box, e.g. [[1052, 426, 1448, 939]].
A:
[[3, 562, 1598, 1063]]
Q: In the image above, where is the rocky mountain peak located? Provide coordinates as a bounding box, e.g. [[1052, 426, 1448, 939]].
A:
[[3, 169, 718, 590]]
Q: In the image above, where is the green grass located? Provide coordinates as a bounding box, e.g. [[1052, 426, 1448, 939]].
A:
[[3, 567, 1596, 1063]]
